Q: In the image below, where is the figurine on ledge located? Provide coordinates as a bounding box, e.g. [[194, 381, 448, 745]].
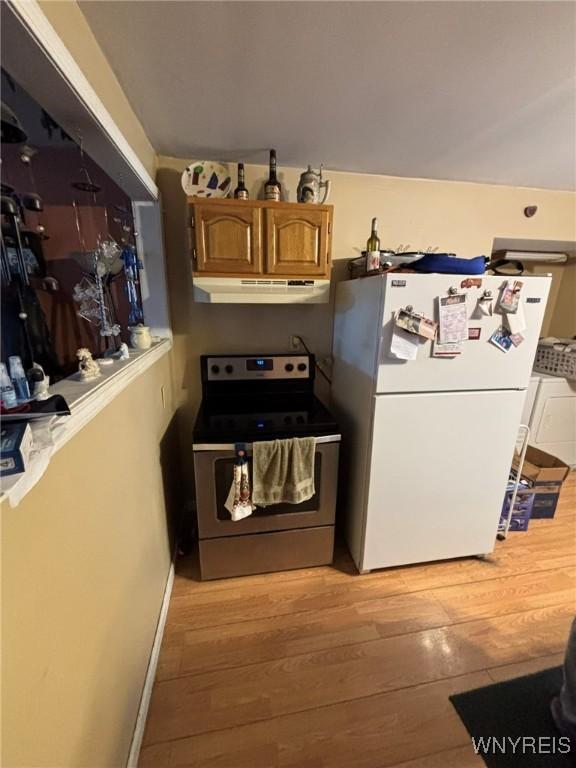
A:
[[76, 348, 101, 382], [30, 362, 50, 401]]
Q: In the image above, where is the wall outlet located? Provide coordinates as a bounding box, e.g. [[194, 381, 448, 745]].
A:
[[290, 335, 301, 350]]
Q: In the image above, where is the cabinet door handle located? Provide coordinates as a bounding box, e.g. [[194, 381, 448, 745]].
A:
[[188, 221, 197, 260]]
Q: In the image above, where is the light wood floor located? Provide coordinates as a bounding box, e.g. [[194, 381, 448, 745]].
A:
[[140, 474, 575, 768]]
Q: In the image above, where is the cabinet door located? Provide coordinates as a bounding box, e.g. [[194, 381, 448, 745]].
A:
[[193, 203, 262, 274], [266, 208, 330, 276]]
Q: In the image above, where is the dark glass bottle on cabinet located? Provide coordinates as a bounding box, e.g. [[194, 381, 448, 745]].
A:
[[234, 163, 249, 200], [264, 150, 281, 201]]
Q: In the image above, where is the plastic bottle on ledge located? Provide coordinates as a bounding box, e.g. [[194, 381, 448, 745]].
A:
[[0, 363, 18, 409], [8, 356, 31, 403]]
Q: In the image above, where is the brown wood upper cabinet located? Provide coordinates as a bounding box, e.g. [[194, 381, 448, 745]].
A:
[[192, 201, 262, 274], [266, 207, 330, 276], [189, 198, 333, 278]]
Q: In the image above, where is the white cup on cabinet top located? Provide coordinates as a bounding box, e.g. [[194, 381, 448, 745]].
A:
[[129, 324, 152, 350]]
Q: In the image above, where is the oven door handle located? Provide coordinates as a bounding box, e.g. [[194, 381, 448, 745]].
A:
[[193, 434, 341, 452]]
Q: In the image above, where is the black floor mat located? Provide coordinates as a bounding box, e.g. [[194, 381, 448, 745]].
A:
[[450, 667, 575, 767]]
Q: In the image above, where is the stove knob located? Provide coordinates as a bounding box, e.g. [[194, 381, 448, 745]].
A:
[[296, 415, 305, 424], [225, 364, 234, 374], [284, 416, 292, 424], [211, 364, 220, 375], [285, 363, 294, 372], [297, 363, 307, 372]]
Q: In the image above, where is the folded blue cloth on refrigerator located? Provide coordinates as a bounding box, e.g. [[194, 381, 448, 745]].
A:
[[406, 254, 486, 275]]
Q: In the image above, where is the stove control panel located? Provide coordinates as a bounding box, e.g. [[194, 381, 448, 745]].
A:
[[208, 411, 308, 431], [205, 355, 311, 381]]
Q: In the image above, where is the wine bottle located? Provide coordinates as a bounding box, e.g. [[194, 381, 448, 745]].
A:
[[264, 150, 281, 201], [234, 163, 249, 200], [366, 217, 381, 272]]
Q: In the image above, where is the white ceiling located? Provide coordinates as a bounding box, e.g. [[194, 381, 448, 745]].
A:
[[79, 1, 576, 190]]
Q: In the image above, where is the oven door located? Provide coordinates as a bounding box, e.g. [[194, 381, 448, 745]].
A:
[[193, 437, 340, 538]]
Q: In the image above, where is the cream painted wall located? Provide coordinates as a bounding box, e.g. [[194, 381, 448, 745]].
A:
[[525, 262, 571, 337], [548, 260, 576, 338], [1, 354, 183, 768], [157, 155, 576, 422], [1, 8, 178, 767], [38, 0, 156, 179]]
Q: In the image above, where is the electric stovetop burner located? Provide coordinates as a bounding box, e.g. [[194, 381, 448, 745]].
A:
[[193, 353, 339, 444]]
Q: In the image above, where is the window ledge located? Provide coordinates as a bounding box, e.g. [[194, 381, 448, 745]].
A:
[[49, 338, 172, 451], [1, 338, 172, 507]]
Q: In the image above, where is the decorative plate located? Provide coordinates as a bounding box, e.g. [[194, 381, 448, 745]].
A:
[[181, 161, 232, 198]]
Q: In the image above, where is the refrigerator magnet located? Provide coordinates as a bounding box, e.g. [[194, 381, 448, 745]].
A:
[[395, 308, 437, 340], [497, 280, 523, 314], [461, 278, 483, 289], [468, 327, 482, 340], [489, 326, 513, 352], [509, 333, 525, 347]]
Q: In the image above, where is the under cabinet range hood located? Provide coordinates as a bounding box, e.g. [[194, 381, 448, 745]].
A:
[[192, 277, 331, 304]]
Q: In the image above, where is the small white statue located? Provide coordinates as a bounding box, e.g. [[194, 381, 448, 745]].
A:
[[115, 342, 130, 361], [31, 362, 50, 401], [76, 347, 101, 382]]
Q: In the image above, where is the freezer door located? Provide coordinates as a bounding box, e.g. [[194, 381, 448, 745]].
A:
[[376, 274, 551, 393], [362, 389, 525, 571]]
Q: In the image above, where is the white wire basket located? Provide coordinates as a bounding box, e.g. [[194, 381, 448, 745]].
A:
[[498, 424, 530, 539], [533, 340, 576, 380]]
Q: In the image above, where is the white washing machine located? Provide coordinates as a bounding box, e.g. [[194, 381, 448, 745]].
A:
[[522, 372, 576, 467]]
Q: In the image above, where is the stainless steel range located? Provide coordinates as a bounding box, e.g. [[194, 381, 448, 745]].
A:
[[193, 354, 341, 580]]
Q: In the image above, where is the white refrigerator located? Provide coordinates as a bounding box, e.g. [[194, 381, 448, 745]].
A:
[[331, 272, 551, 573]]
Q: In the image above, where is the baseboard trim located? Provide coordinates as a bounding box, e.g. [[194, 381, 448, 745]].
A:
[[127, 562, 175, 768]]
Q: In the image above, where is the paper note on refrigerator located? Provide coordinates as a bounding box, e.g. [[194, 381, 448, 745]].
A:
[[389, 326, 419, 360], [432, 339, 462, 357], [438, 295, 468, 343], [504, 301, 526, 334], [476, 296, 493, 317]]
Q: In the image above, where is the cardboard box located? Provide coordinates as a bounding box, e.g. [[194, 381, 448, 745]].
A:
[[512, 446, 570, 519], [0, 422, 33, 477]]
